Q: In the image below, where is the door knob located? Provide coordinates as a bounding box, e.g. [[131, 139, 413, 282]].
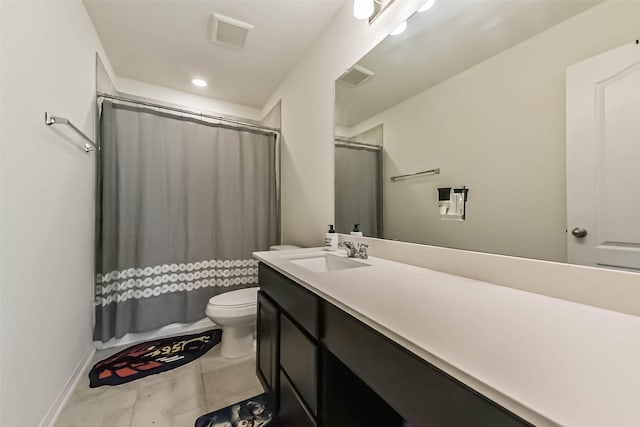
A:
[[571, 227, 588, 238]]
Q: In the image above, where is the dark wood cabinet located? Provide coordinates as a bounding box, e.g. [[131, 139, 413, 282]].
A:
[[279, 370, 317, 427], [259, 263, 318, 338], [257, 262, 533, 427], [258, 264, 319, 426], [321, 347, 404, 427], [256, 291, 279, 397], [280, 313, 317, 415]]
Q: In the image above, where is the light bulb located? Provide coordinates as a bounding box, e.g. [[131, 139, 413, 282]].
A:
[[418, 0, 436, 12], [390, 20, 407, 36], [353, 0, 374, 20], [192, 78, 207, 87]]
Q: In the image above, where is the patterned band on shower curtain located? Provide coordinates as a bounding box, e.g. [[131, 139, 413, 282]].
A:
[[94, 101, 279, 341]]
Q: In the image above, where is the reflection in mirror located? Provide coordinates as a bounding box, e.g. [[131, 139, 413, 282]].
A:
[[334, 125, 383, 238], [334, 0, 640, 271]]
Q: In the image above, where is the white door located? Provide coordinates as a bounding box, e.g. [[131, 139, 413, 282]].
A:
[[567, 41, 640, 271]]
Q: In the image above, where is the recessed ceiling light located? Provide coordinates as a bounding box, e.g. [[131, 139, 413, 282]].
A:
[[192, 78, 207, 87], [390, 21, 407, 36], [418, 0, 436, 12]]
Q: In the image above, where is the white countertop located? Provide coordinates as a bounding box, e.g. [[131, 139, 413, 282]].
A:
[[254, 248, 640, 427]]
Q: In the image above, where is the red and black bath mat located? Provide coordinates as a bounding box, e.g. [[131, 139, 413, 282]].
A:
[[89, 329, 222, 387]]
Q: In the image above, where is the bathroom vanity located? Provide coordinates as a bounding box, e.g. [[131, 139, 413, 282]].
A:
[[254, 248, 640, 427]]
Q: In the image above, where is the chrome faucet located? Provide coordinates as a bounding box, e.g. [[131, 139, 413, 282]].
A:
[[339, 241, 369, 259], [357, 243, 369, 259], [338, 241, 357, 257]]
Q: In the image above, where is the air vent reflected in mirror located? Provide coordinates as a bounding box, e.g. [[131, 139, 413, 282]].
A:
[[337, 65, 375, 87]]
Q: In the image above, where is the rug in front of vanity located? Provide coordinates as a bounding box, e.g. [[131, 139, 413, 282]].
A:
[[88, 328, 222, 387], [195, 393, 273, 427]]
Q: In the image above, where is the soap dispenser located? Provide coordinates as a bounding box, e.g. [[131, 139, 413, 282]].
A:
[[350, 224, 363, 237], [325, 224, 338, 251]]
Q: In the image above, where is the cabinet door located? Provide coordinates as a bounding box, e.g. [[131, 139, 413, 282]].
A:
[[278, 370, 317, 427], [280, 314, 317, 415], [257, 291, 279, 397]]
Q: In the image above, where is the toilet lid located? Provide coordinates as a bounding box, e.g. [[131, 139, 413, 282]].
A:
[[270, 245, 300, 251], [208, 287, 259, 308]]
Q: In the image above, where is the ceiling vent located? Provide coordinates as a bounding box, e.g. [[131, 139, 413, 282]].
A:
[[337, 65, 375, 87], [210, 13, 253, 48]]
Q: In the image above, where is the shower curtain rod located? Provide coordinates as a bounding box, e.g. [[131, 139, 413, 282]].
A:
[[96, 92, 280, 134], [334, 137, 382, 151]]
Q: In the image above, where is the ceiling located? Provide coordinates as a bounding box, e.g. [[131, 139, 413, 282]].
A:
[[335, 0, 601, 128], [84, 0, 345, 108]]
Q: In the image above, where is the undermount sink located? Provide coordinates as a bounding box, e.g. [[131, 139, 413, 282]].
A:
[[287, 253, 369, 273]]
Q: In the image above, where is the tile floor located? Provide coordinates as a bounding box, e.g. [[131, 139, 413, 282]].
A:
[[54, 340, 264, 427]]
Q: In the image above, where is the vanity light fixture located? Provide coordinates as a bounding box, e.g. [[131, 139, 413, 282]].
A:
[[192, 78, 207, 87], [354, 0, 397, 22], [390, 20, 407, 35], [418, 0, 436, 12], [353, 0, 375, 20]]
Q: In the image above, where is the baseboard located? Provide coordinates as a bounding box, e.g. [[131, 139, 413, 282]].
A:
[[94, 317, 213, 350], [39, 347, 96, 427]]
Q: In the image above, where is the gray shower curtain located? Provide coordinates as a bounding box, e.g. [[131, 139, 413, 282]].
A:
[[335, 145, 382, 238], [94, 101, 279, 341]]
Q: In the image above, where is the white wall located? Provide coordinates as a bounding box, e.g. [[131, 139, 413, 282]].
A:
[[117, 76, 262, 121], [0, 1, 115, 426], [344, 1, 640, 263], [260, 0, 424, 247], [0, 1, 4, 422], [260, 100, 281, 129]]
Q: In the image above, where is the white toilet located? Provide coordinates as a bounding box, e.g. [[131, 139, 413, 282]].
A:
[[206, 245, 299, 358], [206, 287, 260, 358]]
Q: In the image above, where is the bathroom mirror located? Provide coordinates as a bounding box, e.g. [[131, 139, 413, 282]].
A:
[[334, 0, 640, 271]]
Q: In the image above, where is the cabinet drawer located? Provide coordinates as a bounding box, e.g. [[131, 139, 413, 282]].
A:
[[280, 313, 317, 415], [278, 369, 316, 427], [322, 302, 532, 427], [259, 263, 318, 338]]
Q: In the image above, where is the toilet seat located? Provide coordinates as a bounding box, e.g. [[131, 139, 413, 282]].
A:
[[269, 245, 300, 251], [208, 287, 259, 309]]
